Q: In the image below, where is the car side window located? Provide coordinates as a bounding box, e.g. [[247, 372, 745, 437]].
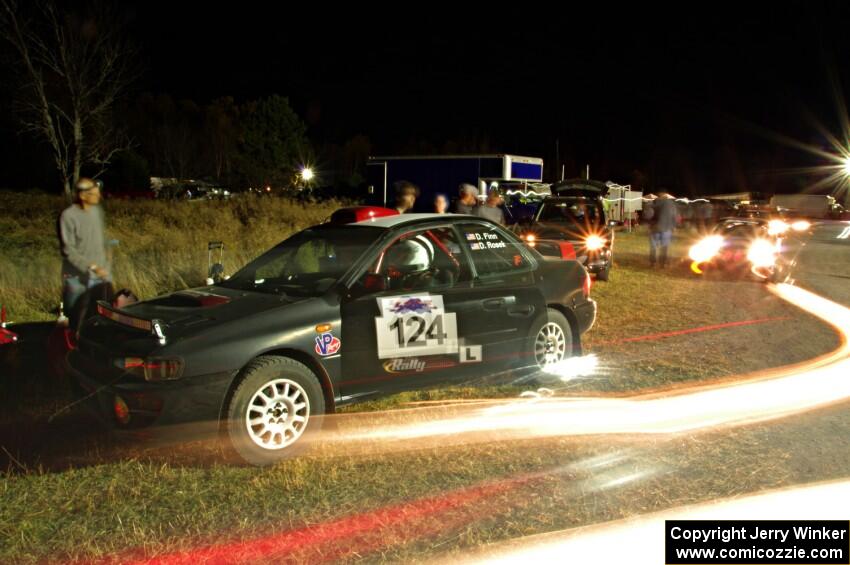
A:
[[372, 227, 471, 292], [458, 223, 534, 280]]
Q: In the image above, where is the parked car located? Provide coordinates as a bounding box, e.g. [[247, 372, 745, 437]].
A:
[[67, 207, 596, 465], [516, 190, 616, 281]]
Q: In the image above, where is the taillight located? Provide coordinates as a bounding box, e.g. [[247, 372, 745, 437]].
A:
[[558, 241, 577, 261], [116, 357, 184, 381], [114, 395, 131, 425], [583, 272, 592, 298]]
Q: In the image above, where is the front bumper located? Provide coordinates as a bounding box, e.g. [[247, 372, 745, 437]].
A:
[[577, 248, 612, 273], [67, 349, 233, 429]]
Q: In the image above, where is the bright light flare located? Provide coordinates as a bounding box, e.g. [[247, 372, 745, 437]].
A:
[[747, 238, 779, 268], [300, 167, 314, 181], [541, 354, 599, 382], [767, 219, 789, 236], [843, 156, 850, 175], [688, 235, 724, 264], [790, 220, 811, 232], [584, 235, 606, 251]]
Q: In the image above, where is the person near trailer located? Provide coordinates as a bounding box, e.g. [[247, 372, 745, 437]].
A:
[[454, 183, 479, 215], [393, 180, 419, 214], [642, 192, 679, 268], [475, 188, 506, 225], [433, 193, 449, 214]]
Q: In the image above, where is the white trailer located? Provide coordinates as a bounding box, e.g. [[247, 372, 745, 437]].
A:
[[604, 182, 644, 225], [769, 194, 838, 219]]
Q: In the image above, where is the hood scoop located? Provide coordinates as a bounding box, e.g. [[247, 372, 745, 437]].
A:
[[149, 290, 232, 309]]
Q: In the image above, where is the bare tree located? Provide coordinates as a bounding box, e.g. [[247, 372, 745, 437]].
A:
[[206, 97, 240, 181], [0, 0, 136, 194]]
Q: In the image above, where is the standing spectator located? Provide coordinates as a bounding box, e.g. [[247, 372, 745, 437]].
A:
[[643, 192, 679, 268], [697, 200, 714, 233], [475, 189, 506, 225], [394, 180, 419, 214], [58, 178, 109, 330], [454, 183, 479, 215], [433, 193, 449, 214]]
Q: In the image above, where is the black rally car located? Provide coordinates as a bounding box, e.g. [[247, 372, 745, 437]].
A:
[[68, 207, 596, 465]]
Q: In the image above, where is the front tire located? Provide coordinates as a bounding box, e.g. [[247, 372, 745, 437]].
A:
[[225, 356, 325, 466]]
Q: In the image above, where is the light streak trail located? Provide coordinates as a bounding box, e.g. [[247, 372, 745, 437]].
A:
[[461, 479, 850, 565], [337, 283, 849, 445]]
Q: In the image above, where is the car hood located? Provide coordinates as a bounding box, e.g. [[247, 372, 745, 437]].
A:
[[116, 286, 300, 337]]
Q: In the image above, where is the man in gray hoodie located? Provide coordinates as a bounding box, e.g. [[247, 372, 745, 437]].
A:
[[643, 193, 679, 267], [58, 178, 109, 321]]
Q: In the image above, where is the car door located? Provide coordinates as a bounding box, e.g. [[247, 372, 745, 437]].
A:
[[454, 221, 547, 374], [339, 225, 497, 401]]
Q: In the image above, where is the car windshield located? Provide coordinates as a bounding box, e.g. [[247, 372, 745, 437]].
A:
[[537, 197, 603, 225], [219, 225, 384, 296], [717, 221, 768, 238]]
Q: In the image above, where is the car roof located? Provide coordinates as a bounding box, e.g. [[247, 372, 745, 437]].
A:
[[351, 212, 480, 228], [541, 195, 603, 204]]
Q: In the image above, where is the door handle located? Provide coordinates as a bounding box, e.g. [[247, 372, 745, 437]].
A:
[[507, 305, 535, 318], [482, 296, 516, 311]]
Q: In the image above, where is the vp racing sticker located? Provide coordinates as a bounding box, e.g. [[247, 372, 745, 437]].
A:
[[315, 332, 341, 356]]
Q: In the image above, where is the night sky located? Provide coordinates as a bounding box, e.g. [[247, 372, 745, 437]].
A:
[[6, 2, 850, 195]]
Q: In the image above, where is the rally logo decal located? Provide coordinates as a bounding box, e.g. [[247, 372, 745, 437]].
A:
[[314, 332, 341, 356], [382, 357, 458, 374], [383, 358, 428, 373]]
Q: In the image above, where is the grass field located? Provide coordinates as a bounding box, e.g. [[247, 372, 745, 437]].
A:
[[0, 191, 343, 322], [0, 194, 843, 563]]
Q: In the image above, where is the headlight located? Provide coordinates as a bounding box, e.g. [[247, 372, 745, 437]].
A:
[[767, 220, 789, 236], [688, 235, 724, 263], [585, 234, 606, 251], [791, 220, 811, 232], [524, 234, 536, 243], [747, 238, 779, 268]]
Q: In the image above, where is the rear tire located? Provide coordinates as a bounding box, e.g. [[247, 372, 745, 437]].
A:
[[528, 308, 574, 371], [596, 266, 610, 282], [225, 356, 325, 466]]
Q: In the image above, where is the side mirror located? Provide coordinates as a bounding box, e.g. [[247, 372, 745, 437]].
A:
[[363, 273, 389, 292], [351, 273, 390, 297]]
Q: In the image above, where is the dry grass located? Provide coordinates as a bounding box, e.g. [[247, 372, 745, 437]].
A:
[[0, 191, 343, 321]]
